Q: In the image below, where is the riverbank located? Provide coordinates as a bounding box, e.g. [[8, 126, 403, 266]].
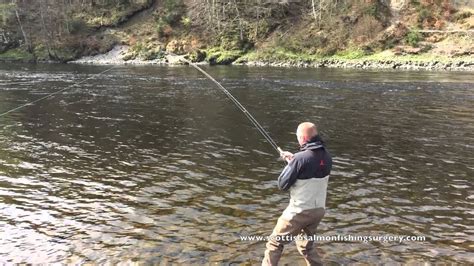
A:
[[64, 45, 474, 71], [2, 0, 473, 72], [239, 57, 474, 71], [2, 46, 471, 71]]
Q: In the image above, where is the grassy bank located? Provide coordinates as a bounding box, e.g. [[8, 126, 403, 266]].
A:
[[231, 48, 473, 69], [1, 0, 472, 70], [2, 45, 472, 71], [237, 48, 470, 63], [0, 48, 35, 62]]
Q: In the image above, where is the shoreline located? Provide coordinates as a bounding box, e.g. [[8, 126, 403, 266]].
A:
[[2, 45, 473, 71], [234, 58, 474, 71], [68, 46, 474, 71], [69, 59, 474, 72]]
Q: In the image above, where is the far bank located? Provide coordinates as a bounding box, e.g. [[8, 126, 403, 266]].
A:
[[70, 45, 474, 71], [1, 45, 473, 71]]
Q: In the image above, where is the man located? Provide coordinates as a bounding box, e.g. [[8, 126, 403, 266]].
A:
[[262, 122, 332, 266]]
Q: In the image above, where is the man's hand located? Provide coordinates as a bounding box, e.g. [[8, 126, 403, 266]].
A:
[[279, 150, 294, 163]]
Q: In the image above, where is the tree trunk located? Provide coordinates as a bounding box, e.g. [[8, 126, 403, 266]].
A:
[[39, 0, 56, 59], [12, 1, 31, 52], [319, 0, 322, 25], [233, 0, 243, 41], [311, 0, 317, 21]]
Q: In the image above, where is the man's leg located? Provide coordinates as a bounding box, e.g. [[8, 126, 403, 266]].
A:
[[295, 208, 326, 266], [262, 215, 305, 266]]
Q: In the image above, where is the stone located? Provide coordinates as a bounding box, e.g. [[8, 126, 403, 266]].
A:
[[165, 39, 190, 55]]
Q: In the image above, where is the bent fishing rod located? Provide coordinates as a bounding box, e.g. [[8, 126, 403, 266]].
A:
[[166, 52, 284, 155]]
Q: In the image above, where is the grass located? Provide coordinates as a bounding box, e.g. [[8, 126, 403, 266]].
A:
[[0, 48, 34, 61], [333, 49, 367, 60], [205, 48, 244, 64], [1, 45, 83, 63], [76, 0, 153, 28], [363, 51, 473, 63], [234, 47, 473, 66], [235, 47, 320, 64]]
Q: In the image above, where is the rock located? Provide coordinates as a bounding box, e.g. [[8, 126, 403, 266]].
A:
[[71, 45, 167, 65], [0, 30, 18, 53], [165, 39, 190, 55], [166, 54, 186, 65], [186, 50, 206, 62]]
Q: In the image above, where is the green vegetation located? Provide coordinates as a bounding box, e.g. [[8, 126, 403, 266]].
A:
[[0, 48, 34, 61], [68, 19, 89, 34], [405, 30, 422, 47], [235, 48, 320, 64], [235, 48, 472, 66], [124, 41, 163, 61], [180, 16, 191, 28], [333, 49, 368, 60], [0, 0, 472, 68], [205, 48, 244, 65], [187, 50, 206, 62], [76, 0, 154, 28], [363, 52, 471, 63], [155, 0, 186, 36]]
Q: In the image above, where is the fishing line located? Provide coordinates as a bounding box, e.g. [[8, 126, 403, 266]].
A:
[[167, 52, 283, 154], [0, 65, 118, 118], [0, 57, 283, 155]]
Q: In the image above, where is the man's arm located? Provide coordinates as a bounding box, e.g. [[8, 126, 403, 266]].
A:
[[277, 158, 300, 191]]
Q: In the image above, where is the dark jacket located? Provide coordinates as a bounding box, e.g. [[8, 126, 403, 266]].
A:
[[278, 135, 332, 191]]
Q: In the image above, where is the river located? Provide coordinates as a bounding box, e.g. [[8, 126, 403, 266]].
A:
[[0, 63, 473, 264]]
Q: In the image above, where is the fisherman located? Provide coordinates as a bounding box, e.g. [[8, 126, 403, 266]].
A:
[[262, 122, 332, 266]]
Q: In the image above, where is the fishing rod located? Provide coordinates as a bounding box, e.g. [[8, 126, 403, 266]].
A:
[[0, 65, 118, 118], [166, 52, 283, 155]]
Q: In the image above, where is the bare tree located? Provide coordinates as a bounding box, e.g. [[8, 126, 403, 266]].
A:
[[312, 0, 317, 21], [11, 0, 31, 51]]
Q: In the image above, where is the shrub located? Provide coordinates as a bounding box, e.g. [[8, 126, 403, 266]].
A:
[[162, 0, 185, 25], [69, 19, 88, 34], [131, 42, 144, 54], [363, 4, 377, 17], [205, 48, 243, 65], [154, 0, 185, 36], [181, 16, 191, 27], [418, 8, 431, 23], [406, 30, 422, 47], [187, 50, 206, 62], [352, 15, 383, 43], [156, 18, 173, 36], [142, 49, 163, 60], [453, 11, 472, 22], [156, 18, 167, 35]]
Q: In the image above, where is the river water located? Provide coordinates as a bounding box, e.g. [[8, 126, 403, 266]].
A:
[[0, 63, 472, 264]]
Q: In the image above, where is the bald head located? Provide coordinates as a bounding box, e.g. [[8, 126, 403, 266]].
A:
[[296, 122, 318, 145]]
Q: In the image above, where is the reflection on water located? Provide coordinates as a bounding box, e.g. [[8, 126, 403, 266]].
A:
[[0, 63, 473, 264]]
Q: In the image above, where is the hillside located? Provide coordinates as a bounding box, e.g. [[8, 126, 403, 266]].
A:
[[0, 0, 473, 69]]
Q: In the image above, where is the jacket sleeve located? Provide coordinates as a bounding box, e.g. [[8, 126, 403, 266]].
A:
[[277, 158, 300, 191]]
